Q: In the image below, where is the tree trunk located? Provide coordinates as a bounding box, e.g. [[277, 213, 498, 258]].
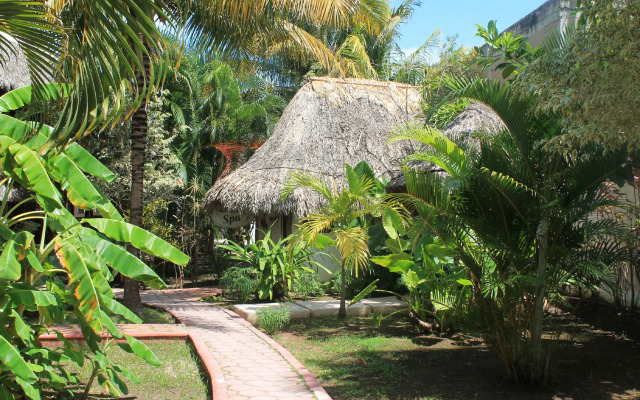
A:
[[338, 264, 346, 318], [122, 53, 150, 315], [531, 218, 549, 382]]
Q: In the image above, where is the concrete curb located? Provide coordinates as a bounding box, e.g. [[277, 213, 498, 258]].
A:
[[217, 306, 332, 400]]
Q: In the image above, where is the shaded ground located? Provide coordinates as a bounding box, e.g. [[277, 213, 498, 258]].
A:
[[275, 304, 640, 400]]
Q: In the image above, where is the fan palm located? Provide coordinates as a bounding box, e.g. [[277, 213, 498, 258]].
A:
[[390, 77, 635, 383]]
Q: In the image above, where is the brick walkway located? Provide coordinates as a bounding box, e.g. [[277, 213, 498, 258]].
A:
[[40, 288, 330, 400], [138, 288, 330, 400]]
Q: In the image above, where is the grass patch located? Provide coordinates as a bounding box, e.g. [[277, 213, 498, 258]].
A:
[[275, 313, 640, 400], [52, 340, 209, 400], [275, 315, 442, 400], [256, 306, 291, 335]]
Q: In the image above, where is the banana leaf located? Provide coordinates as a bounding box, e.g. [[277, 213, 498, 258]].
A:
[[83, 219, 189, 266]]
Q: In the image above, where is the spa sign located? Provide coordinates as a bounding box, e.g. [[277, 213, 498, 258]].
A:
[[212, 209, 253, 228]]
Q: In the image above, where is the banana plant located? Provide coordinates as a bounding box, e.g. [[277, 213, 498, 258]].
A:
[[0, 85, 189, 399], [370, 233, 472, 333]]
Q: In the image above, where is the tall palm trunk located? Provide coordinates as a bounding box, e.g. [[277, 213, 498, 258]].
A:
[[531, 218, 549, 382], [123, 53, 150, 314]]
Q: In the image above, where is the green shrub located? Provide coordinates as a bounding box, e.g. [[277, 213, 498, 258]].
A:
[[218, 227, 315, 300], [256, 306, 291, 335], [220, 267, 257, 303], [292, 272, 325, 300]]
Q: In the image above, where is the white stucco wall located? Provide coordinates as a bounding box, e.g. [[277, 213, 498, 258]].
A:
[[482, 0, 579, 81]]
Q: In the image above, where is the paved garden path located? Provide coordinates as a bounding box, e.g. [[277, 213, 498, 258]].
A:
[[138, 288, 330, 400]]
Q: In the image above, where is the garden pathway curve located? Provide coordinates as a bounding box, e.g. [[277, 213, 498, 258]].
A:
[[138, 288, 331, 400]]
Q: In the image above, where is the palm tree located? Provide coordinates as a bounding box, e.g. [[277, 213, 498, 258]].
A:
[[390, 77, 635, 383], [122, 0, 383, 311], [166, 55, 285, 188], [281, 162, 402, 317], [266, 0, 428, 81], [0, 0, 165, 144]]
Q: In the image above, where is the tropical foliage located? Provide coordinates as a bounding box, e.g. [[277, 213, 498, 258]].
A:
[[371, 232, 472, 333], [0, 0, 190, 396], [514, 0, 640, 152], [389, 75, 636, 383], [0, 0, 168, 145], [218, 228, 317, 301], [164, 54, 286, 189], [0, 86, 188, 398], [282, 162, 406, 317]]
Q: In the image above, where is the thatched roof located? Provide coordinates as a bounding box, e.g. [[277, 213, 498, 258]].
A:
[[0, 36, 31, 92], [203, 77, 423, 218], [442, 102, 505, 144], [385, 102, 505, 193], [0, 184, 31, 203]]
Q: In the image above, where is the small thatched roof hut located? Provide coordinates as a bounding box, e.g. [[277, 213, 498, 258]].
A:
[[0, 36, 31, 92], [441, 102, 505, 143], [203, 77, 423, 220]]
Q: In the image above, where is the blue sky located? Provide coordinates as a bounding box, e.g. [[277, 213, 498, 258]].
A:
[[396, 0, 548, 53]]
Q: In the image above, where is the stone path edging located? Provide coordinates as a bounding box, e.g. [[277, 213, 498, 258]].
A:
[[141, 289, 326, 400], [188, 330, 229, 400]]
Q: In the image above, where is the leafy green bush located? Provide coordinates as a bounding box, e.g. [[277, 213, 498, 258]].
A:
[[218, 228, 315, 300], [256, 306, 291, 335], [371, 233, 475, 334], [219, 267, 257, 303], [292, 272, 325, 300]]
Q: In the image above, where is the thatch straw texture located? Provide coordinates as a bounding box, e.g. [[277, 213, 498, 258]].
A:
[[203, 77, 422, 218], [443, 102, 505, 145], [0, 185, 30, 203], [385, 102, 505, 193], [0, 37, 31, 92]]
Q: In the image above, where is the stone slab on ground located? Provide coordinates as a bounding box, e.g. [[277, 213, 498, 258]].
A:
[[295, 300, 371, 317], [360, 296, 408, 314], [233, 303, 310, 324]]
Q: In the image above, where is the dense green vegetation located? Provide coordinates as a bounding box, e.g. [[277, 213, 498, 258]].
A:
[[1, 0, 639, 397]]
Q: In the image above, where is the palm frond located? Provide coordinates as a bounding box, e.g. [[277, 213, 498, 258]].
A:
[[334, 226, 370, 276], [281, 169, 334, 202]]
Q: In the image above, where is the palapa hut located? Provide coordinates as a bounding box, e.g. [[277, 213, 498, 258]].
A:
[[203, 77, 423, 239], [0, 36, 32, 204], [386, 102, 505, 193]]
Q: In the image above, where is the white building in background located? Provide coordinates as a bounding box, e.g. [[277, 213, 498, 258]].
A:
[[482, 0, 579, 80]]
